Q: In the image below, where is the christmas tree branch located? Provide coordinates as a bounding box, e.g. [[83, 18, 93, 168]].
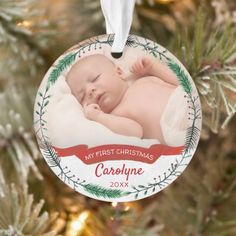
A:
[[172, 6, 236, 133], [0, 174, 57, 236], [0, 0, 55, 78], [0, 85, 42, 182], [152, 120, 236, 236]]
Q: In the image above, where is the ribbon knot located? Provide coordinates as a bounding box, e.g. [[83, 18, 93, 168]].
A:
[[100, 0, 135, 56]]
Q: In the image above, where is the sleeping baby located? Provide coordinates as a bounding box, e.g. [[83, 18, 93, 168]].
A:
[[66, 54, 188, 145]]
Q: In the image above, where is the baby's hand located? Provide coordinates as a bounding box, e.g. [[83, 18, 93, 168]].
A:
[[84, 104, 103, 120], [130, 57, 154, 77]]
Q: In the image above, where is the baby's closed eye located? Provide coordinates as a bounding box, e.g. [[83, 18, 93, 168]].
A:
[[92, 74, 101, 82]]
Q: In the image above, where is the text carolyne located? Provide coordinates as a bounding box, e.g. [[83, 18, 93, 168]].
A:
[[95, 163, 145, 181]]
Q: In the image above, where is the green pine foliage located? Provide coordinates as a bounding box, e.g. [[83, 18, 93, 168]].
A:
[[42, 143, 61, 168], [171, 6, 236, 133], [168, 60, 192, 94], [185, 126, 201, 152], [0, 0, 55, 79], [0, 85, 42, 183], [154, 122, 236, 236], [0, 181, 57, 236], [48, 52, 77, 88], [83, 184, 125, 199]]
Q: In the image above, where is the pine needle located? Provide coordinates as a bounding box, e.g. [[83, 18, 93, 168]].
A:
[[172, 6, 236, 133], [0, 180, 57, 236], [83, 184, 125, 199]]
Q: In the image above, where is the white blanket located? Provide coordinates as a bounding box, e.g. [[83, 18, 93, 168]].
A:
[[160, 86, 190, 146]]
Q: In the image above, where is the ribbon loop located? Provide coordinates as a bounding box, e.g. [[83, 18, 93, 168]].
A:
[[100, 0, 135, 55]]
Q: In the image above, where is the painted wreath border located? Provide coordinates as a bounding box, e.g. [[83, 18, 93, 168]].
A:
[[34, 34, 201, 200]]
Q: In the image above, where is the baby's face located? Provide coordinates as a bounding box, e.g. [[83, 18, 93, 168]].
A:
[[67, 55, 127, 113]]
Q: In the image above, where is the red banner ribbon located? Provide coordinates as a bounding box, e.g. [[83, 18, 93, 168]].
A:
[[52, 144, 184, 165]]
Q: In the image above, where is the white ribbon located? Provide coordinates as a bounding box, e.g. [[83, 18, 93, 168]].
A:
[[100, 0, 135, 55]]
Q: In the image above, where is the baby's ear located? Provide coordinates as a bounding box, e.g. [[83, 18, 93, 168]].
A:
[[116, 66, 123, 76]]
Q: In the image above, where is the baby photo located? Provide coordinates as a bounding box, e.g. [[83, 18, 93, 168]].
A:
[[64, 52, 189, 146], [35, 34, 202, 203]]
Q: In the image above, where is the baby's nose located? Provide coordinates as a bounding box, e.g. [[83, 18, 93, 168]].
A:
[[87, 86, 96, 97]]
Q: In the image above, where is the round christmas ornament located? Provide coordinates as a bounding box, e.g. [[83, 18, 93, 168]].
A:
[[34, 1, 202, 202]]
